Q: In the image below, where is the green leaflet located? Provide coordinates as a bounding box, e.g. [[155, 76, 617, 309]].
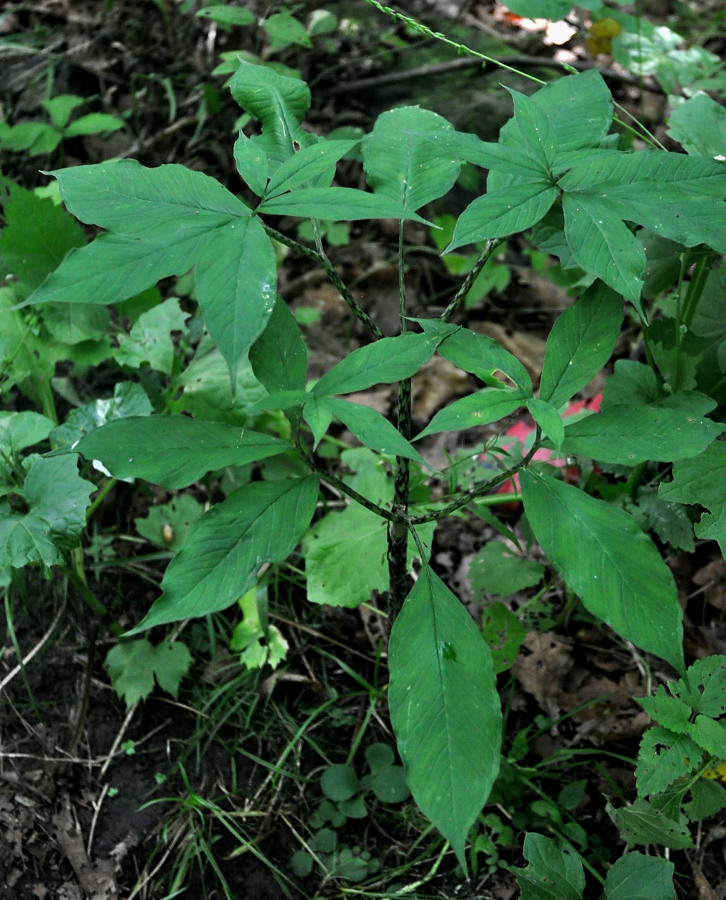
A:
[[559, 403, 723, 464], [72, 415, 291, 489], [659, 441, 726, 557], [416, 388, 527, 438], [249, 297, 308, 394], [389, 564, 501, 870], [362, 106, 461, 213], [448, 182, 559, 250], [635, 727, 703, 798], [304, 503, 435, 608], [265, 139, 359, 198], [0, 455, 95, 573], [129, 474, 319, 632], [521, 469, 684, 672], [49, 160, 249, 233], [229, 60, 312, 170], [526, 398, 563, 451], [607, 799, 692, 850], [325, 398, 425, 464], [312, 331, 447, 398], [195, 217, 277, 378], [539, 282, 623, 410], [562, 193, 646, 311], [259, 186, 428, 222], [415, 318, 532, 394]]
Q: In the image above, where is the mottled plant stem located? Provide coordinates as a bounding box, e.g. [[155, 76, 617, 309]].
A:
[[263, 223, 384, 340], [441, 239, 502, 322]]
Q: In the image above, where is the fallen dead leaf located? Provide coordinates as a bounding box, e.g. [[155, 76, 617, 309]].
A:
[[514, 632, 573, 717]]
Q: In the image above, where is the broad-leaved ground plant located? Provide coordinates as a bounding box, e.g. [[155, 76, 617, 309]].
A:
[[5, 34, 726, 892]]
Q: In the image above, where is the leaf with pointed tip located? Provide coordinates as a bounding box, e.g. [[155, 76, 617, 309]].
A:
[[562, 193, 645, 313], [249, 297, 307, 394], [449, 182, 558, 250], [129, 475, 319, 632], [326, 397, 425, 463], [362, 106, 461, 213], [521, 469, 684, 672], [195, 216, 277, 377], [233, 131, 269, 196], [603, 852, 675, 900], [389, 564, 501, 870], [415, 319, 532, 394], [259, 186, 427, 222], [313, 331, 445, 398], [559, 404, 722, 464], [507, 88, 556, 169], [526, 398, 563, 452], [539, 282, 623, 410], [229, 60, 311, 170], [72, 415, 291, 488], [266, 139, 359, 198], [49, 160, 249, 234], [416, 389, 527, 438]]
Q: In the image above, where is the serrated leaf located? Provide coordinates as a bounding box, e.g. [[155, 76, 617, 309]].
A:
[[514, 833, 585, 900], [562, 194, 646, 311], [389, 564, 501, 870], [539, 282, 623, 410], [684, 778, 726, 822], [415, 318, 532, 394], [325, 398, 425, 463], [0, 412, 55, 453], [73, 415, 291, 489], [635, 726, 703, 796], [0, 503, 63, 572], [659, 442, 726, 557], [688, 715, 726, 758], [607, 799, 692, 849], [685, 657, 726, 717], [105, 640, 156, 706], [195, 216, 277, 377], [559, 403, 722, 464], [362, 106, 461, 213], [25, 455, 95, 551], [130, 475, 319, 631], [152, 642, 192, 696], [416, 388, 527, 439], [313, 331, 445, 398], [480, 600, 527, 674], [249, 296, 307, 394], [601, 360, 660, 409], [448, 182, 558, 250], [603, 852, 675, 900], [521, 469, 684, 672], [50, 382, 152, 450]]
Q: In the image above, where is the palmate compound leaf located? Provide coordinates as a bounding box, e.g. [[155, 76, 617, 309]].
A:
[[24, 161, 277, 378], [520, 469, 684, 673], [659, 441, 726, 558], [388, 563, 501, 870], [362, 106, 462, 213], [72, 415, 292, 489], [128, 474, 319, 632]]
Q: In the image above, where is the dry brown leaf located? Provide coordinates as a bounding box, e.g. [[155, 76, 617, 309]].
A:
[[514, 632, 573, 717]]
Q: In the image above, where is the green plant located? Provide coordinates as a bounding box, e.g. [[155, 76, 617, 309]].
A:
[[10, 31, 726, 895], [0, 94, 124, 160]]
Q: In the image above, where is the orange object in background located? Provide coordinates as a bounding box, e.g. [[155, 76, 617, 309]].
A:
[[587, 18, 622, 55]]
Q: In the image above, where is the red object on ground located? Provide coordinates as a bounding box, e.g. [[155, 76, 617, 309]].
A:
[[483, 393, 603, 499]]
